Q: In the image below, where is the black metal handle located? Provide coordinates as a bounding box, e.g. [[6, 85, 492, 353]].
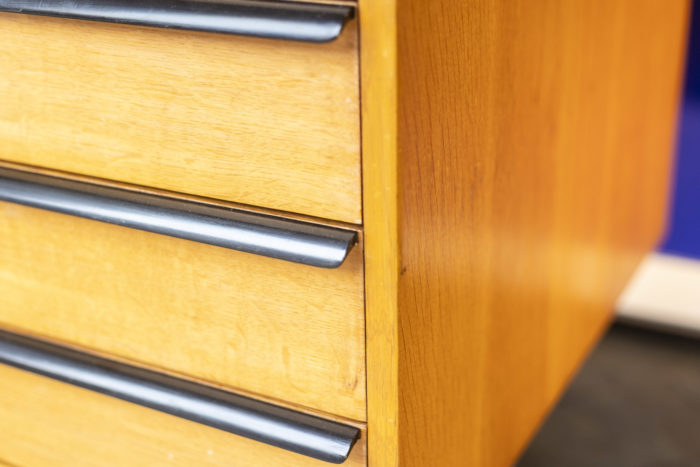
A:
[[0, 167, 357, 268], [0, 329, 360, 464], [0, 0, 354, 42]]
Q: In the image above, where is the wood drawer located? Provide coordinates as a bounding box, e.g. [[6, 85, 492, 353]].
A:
[[0, 11, 361, 223], [0, 191, 366, 421], [0, 364, 367, 466]]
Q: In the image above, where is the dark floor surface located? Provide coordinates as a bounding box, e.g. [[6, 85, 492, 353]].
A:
[[517, 323, 700, 467]]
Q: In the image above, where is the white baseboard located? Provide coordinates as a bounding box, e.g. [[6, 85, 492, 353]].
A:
[[616, 253, 700, 334]]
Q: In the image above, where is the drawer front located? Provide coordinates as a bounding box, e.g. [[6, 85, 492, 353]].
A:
[[0, 12, 361, 223], [0, 199, 366, 421], [0, 364, 367, 466]]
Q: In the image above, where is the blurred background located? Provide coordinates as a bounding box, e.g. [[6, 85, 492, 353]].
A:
[[518, 4, 700, 466]]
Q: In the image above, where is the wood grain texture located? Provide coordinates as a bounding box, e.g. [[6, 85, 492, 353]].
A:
[[358, 0, 399, 466], [361, 0, 689, 465], [0, 201, 366, 421], [0, 13, 361, 223], [0, 364, 367, 466]]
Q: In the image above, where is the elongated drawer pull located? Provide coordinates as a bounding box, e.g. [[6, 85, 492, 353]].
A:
[[0, 0, 353, 42], [0, 329, 360, 464], [0, 167, 357, 268]]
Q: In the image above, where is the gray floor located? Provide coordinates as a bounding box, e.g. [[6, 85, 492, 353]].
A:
[[517, 323, 700, 467]]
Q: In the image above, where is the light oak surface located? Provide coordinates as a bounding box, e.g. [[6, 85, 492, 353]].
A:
[[0, 364, 367, 466], [361, 0, 688, 465], [0, 13, 361, 223], [0, 200, 366, 421], [358, 0, 399, 466]]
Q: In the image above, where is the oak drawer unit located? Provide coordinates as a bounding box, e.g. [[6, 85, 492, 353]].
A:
[[0, 0, 691, 466], [0, 334, 367, 466], [0, 165, 366, 418], [0, 2, 361, 223]]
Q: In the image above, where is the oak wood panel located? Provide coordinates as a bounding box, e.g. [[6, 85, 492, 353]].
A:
[[361, 0, 688, 465], [0, 201, 366, 421], [358, 0, 400, 466], [0, 364, 367, 466], [0, 14, 361, 223], [0, 159, 359, 229]]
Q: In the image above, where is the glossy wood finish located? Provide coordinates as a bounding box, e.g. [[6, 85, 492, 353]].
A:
[[0, 13, 361, 223], [0, 364, 367, 466], [0, 199, 366, 421], [361, 0, 689, 465]]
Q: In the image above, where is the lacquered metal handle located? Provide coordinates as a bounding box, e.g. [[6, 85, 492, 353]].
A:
[[0, 329, 360, 464], [0, 0, 354, 42], [0, 167, 357, 268]]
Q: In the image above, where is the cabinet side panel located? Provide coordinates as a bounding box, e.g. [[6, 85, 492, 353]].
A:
[[394, 1, 688, 466]]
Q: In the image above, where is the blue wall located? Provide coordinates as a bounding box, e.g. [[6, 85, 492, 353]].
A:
[[660, 4, 700, 260]]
